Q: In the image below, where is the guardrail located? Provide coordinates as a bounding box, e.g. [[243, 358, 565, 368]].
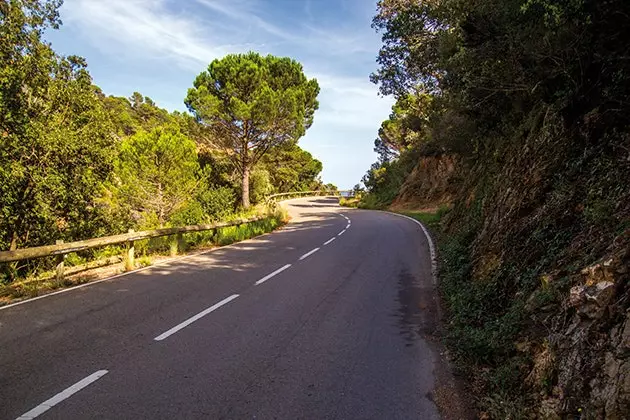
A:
[[0, 190, 351, 283], [0, 216, 267, 282], [266, 190, 341, 203]]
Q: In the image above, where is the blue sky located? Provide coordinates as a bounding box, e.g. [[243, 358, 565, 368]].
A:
[[46, 0, 393, 189]]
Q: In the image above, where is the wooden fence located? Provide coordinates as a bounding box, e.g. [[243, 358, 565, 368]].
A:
[[0, 191, 344, 282]]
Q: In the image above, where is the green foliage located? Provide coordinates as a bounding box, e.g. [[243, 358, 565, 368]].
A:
[[0, 2, 323, 291], [100, 93, 172, 137], [399, 207, 449, 229], [260, 143, 323, 193], [169, 201, 206, 227], [375, 92, 435, 162], [249, 168, 273, 204], [0, 0, 116, 253], [195, 185, 235, 221], [360, 148, 420, 208], [113, 126, 200, 227], [215, 217, 282, 246], [185, 52, 320, 208], [339, 197, 359, 208]]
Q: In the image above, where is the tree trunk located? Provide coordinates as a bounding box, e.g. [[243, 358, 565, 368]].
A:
[[242, 165, 250, 209]]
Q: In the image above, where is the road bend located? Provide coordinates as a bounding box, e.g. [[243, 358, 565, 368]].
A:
[[0, 197, 441, 419]]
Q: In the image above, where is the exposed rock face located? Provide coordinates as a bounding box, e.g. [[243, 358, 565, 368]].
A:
[[391, 155, 459, 209], [546, 250, 630, 419], [569, 280, 616, 319]]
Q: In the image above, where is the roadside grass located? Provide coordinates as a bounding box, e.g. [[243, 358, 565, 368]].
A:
[[339, 197, 360, 208], [215, 213, 285, 246], [396, 206, 449, 231], [0, 205, 289, 306]]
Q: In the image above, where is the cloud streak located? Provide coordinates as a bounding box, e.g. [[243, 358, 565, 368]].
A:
[[62, 0, 239, 69]]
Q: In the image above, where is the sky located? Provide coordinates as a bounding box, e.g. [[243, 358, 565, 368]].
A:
[[45, 0, 394, 189]]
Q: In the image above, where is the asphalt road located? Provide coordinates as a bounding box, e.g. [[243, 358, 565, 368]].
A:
[[0, 197, 442, 419]]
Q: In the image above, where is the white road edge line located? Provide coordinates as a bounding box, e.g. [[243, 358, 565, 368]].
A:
[[255, 264, 292, 286], [337, 230, 346, 237], [154, 294, 239, 341], [323, 237, 336, 246], [382, 212, 438, 285], [299, 247, 320, 261], [16, 370, 108, 420]]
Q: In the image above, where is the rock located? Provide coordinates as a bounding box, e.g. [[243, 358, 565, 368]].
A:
[[586, 281, 616, 305], [621, 315, 630, 351], [568, 285, 587, 308], [579, 281, 616, 319], [581, 259, 616, 286], [539, 397, 562, 420], [593, 354, 630, 419]]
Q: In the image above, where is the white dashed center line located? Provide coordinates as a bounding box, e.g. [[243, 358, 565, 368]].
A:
[[299, 247, 320, 261], [255, 264, 292, 286], [16, 370, 109, 420], [154, 294, 239, 341], [338, 230, 346, 237], [323, 237, 336, 246]]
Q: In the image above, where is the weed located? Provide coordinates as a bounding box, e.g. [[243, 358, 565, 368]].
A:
[[136, 256, 152, 268], [399, 205, 450, 229], [65, 253, 86, 267], [482, 393, 529, 420]]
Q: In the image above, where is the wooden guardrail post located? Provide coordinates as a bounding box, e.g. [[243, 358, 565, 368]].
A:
[[55, 240, 65, 284], [168, 232, 186, 257], [177, 232, 185, 254], [125, 229, 135, 271]]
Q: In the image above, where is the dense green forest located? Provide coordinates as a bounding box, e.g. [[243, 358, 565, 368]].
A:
[[362, 0, 630, 417], [0, 1, 327, 280]]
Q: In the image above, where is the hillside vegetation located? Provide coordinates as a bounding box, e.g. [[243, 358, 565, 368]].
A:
[[0, 1, 329, 283], [362, 0, 630, 418]]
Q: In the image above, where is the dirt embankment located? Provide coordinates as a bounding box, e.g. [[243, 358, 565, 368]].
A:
[[390, 155, 460, 212]]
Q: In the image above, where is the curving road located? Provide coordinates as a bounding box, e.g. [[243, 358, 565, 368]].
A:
[[0, 197, 444, 419]]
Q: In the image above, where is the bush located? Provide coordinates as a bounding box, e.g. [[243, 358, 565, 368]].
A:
[[197, 185, 235, 220], [170, 201, 206, 227], [250, 169, 273, 205]]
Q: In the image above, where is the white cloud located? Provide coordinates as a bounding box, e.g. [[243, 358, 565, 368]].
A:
[[311, 73, 393, 129], [196, 0, 299, 43], [61, 0, 235, 69]]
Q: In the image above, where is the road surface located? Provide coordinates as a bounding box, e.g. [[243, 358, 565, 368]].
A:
[[0, 197, 445, 419]]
